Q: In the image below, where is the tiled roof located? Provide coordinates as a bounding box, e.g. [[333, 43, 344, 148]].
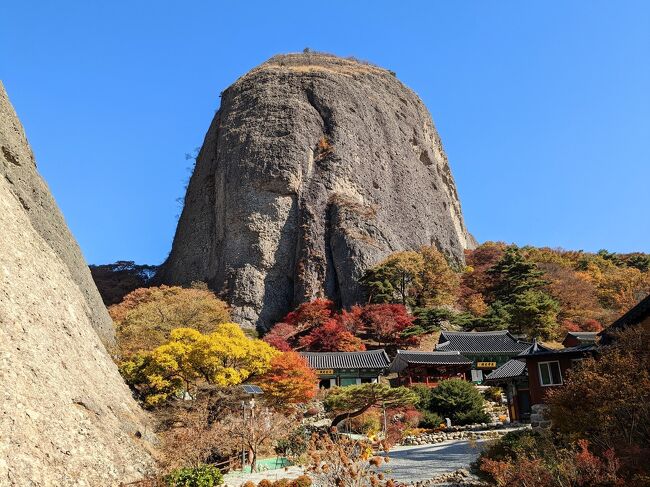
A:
[[519, 343, 599, 358], [517, 339, 553, 356], [600, 294, 650, 343], [389, 350, 472, 373], [301, 349, 390, 370], [437, 331, 531, 354], [564, 331, 599, 345], [566, 332, 598, 340], [484, 360, 526, 382]]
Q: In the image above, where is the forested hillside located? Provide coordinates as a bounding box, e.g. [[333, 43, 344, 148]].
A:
[[363, 242, 650, 342], [92, 243, 650, 345]]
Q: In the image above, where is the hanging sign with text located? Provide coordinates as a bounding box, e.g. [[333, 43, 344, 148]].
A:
[[477, 362, 497, 369]]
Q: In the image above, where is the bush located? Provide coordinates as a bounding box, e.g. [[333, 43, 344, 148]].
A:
[[429, 379, 490, 426], [455, 409, 491, 425], [546, 326, 650, 482], [242, 482, 256, 487], [275, 426, 309, 460], [290, 476, 312, 487], [165, 464, 223, 487], [411, 385, 433, 412], [472, 430, 623, 486], [257, 481, 273, 487], [471, 429, 543, 478], [419, 411, 444, 429], [348, 410, 382, 435], [484, 386, 503, 403]]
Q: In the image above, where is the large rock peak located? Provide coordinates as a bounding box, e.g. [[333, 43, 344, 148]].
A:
[[158, 53, 474, 329], [0, 82, 155, 485]]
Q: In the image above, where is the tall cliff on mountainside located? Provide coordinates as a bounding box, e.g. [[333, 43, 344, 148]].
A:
[[0, 82, 155, 485], [157, 53, 475, 330], [0, 85, 114, 346]]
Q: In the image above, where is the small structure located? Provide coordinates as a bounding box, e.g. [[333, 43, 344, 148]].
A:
[[561, 331, 598, 348], [599, 293, 650, 344], [388, 350, 472, 387], [436, 331, 531, 383], [484, 340, 552, 421], [301, 349, 390, 389], [519, 341, 598, 406]]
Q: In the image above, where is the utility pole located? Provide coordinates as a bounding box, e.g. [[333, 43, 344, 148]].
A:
[[241, 400, 246, 472]]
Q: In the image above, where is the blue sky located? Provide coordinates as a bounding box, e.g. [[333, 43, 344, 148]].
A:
[[2, 1, 648, 264]]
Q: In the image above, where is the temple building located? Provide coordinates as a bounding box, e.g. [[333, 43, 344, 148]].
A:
[[485, 339, 598, 420], [484, 340, 552, 421], [388, 350, 472, 387], [561, 331, 598, 348], [436, 331, 531, 383], [301, 349, 390, 389]]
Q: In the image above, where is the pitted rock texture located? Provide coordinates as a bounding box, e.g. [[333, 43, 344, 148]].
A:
[[0, 82, 114, 346], [0, 83, 155, 485], [158, 53, 474, 329]]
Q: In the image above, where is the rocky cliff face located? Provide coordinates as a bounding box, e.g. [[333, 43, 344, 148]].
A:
[[0, 83, 114, 346], [158, 53, 474, 329], [0, 83, 155, 485]]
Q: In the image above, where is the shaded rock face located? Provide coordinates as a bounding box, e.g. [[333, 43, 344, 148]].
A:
[[0, 83, 155, 485], [158, 53, 474, 330]]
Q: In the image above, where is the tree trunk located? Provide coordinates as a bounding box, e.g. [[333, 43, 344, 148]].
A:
[[331, 404, 373, 428]]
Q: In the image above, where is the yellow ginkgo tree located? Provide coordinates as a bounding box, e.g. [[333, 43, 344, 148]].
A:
[[120, 323, 277, 407]]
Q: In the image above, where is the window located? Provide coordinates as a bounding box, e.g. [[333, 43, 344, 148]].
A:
[[538, 361, 563, 386]]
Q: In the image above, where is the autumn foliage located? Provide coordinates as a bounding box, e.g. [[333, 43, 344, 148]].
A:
[[120, 324, 277, 407], [479, 436, 622, 487], [546, 326, 650, 481], [258, 352, 317, 408], [110, 283, 231, 357]]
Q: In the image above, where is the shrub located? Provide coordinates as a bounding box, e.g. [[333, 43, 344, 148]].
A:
[[429, 379, 490, 426], [474, 430, 623, 487], [272, 480, 290, 487], [242, 482, 256, 487], [471, 429, 544, 477], [484, 386, 503, 403], [411, 385, 433, 412], [546, 326, 650, 481], [165, 464, 223, 487], [257, 481, 273, 487], [275, 426, 309, 460], [348, 410, 382, 435], [419, 411, 444, 429], [290, 475, 312, 487]]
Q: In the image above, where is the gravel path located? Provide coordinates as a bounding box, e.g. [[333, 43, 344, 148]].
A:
[[223, 466, 304, 486], [224, 439, 487, 485], [378, 439, 486, 482]]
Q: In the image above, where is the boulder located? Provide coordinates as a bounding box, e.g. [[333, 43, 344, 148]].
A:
[[157, 53, 475, 329]]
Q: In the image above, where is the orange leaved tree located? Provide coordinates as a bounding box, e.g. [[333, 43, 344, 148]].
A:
[[258, 352, 317, 409]]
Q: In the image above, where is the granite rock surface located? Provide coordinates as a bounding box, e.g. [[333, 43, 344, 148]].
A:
[[158, 53, 474, 329]]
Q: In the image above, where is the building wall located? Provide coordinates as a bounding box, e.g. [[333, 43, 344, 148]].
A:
[[315, 368, 383, 388], [466, 353, 518, 382], [562, 336, 580, 347], [526, 356, 577, 405]]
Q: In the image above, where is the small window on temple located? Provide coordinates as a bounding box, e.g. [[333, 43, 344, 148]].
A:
[[538, 361, 563, 386]]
